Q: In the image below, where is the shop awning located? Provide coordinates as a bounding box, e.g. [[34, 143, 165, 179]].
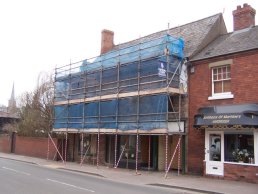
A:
[[194, 104, 258, 128]]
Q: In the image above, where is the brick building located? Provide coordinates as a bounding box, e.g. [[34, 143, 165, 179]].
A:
[[52, 2, 257, 182], [53, 12, 226, 172], [189, 4, 258, 183]]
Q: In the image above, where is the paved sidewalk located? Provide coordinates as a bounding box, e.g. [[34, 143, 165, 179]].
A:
[[0, 152, 257, 194]]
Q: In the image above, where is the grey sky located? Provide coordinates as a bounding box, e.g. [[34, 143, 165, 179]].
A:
[[0, 0, 257, 106]]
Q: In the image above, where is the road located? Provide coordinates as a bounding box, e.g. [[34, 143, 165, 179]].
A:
[[0, 158, 197, 194]]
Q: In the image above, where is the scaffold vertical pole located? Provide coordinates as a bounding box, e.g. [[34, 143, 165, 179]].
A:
[[97, 56, 103, 169], [65, 131, 68, 165], [136, 133, 139, 175], [81, 70, 86, 167], [165, 134, 168, 172], [80, 133, 84, 166], [148, 135, 151, 171], [178, 136, 181, 176], [61, 137, 64, 159], [47, 133, 50, 160], [97, 131, 100, 168], [114, 132, 118, 168], [64, 61, 71, 166], [135, 36, 141, 175]]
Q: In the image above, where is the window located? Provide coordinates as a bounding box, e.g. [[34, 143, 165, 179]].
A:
[[224, 133, 254, 163], [78, 134, 92, 156], [120, 135, 140, 161], [208, 63, 234, 100], [209, 134, 221, 161], [212, 65, 231, 94]]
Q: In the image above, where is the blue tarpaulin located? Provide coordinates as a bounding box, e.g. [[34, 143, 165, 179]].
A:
[[54, 34, 184, 131]]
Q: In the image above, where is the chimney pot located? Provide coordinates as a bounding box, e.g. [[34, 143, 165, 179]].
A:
[[233, 4, 256, 31], [100, 29, 114, 55]]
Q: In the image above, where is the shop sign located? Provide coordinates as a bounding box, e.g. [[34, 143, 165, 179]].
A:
[[203, 114, 242, 124], [194, 113, 258, 128]]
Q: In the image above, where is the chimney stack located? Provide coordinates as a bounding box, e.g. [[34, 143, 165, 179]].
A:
[[233, 3, 256, 31], [100, 29, 114, 55]]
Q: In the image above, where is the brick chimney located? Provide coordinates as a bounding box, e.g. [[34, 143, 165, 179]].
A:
[[233, 3, 256, 31], [100, 29, 114, 54]]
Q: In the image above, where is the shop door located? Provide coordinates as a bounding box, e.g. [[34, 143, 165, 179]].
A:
[[205, 131, 224, 176]]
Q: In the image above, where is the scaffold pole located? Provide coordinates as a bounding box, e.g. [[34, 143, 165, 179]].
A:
[[114, 132, 118, 168], [165, 136, 182, 178], [65, 131, 68, 165], [136, 133, 139, 175], [165, 134, 168, 172], [47, 134, 50, 160], [148, 135, 151, 171], [80, 143, 91, 166], [114, 138, 128, 168], [48, 133, 64, 163], [178, 136, 181, 176], [80, 133, 84, 165]]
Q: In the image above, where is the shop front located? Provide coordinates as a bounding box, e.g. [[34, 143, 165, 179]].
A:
[[194, 104, 258, 183]]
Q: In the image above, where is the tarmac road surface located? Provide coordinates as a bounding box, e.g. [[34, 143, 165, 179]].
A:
[[0, 157, 200, 194]]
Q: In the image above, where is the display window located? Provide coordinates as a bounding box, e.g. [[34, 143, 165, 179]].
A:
[[224, 132, 254, 163]]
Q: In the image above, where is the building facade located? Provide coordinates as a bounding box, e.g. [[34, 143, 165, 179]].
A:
[[53, 12, 227, 173], [188, 4, 258, 183]]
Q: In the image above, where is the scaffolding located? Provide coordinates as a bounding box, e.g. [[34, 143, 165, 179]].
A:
[[52, 34, 186, 174]]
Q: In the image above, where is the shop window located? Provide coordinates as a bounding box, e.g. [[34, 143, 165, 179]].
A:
[[224, 133, 254, 163], [78, 134, 92, 156], [120, 136, 140, 160]]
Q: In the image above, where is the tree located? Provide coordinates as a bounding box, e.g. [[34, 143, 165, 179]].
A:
[[17, 72, 54, 136]]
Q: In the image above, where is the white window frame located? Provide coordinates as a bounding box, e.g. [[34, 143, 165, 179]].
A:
[[206, 129, 257, 166], [208, 60, 234, 100]]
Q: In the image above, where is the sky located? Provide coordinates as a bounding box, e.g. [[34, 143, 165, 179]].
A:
[[0, 0, 257, 106]]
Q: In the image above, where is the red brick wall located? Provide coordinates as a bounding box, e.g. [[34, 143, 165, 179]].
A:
[[98, 134, 106, 165], [15, 136, 58, 159], [141, 136, 149, 164], [224, 163, 258, 183], [188, 51, 258, 174], [0, 135, 11, 153]]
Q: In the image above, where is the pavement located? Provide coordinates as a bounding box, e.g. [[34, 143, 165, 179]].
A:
[[0, 152, 257, 194]]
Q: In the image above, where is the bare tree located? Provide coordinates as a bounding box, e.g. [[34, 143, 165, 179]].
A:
[[17, 72, 54, 137]]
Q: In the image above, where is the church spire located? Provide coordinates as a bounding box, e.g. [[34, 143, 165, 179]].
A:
[[10, 82, 15, 101], [8, 82, 16, 114]]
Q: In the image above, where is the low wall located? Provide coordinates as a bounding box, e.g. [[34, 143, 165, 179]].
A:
[[15, 136, 58, 159], [0, 134, 11, 153], [203, 161, 258, 184], [0, 134, 58, 160], [224, 163, 258, 184]]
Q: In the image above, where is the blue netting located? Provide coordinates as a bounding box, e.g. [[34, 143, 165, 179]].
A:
[[54, 94, 168, 130], [54, 56, 181, 102], [80, 35, 184, 72], [54, 34, 184, 131]]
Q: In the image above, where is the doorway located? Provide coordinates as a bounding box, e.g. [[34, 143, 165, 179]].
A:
[[205, 131, 224, 176], [105, 135, 158, 170]]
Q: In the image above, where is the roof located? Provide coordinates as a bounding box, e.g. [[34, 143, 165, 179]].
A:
[[0, 111, 19, 119], [191, 25, 258, 61], [114, 13, 227, 58]]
